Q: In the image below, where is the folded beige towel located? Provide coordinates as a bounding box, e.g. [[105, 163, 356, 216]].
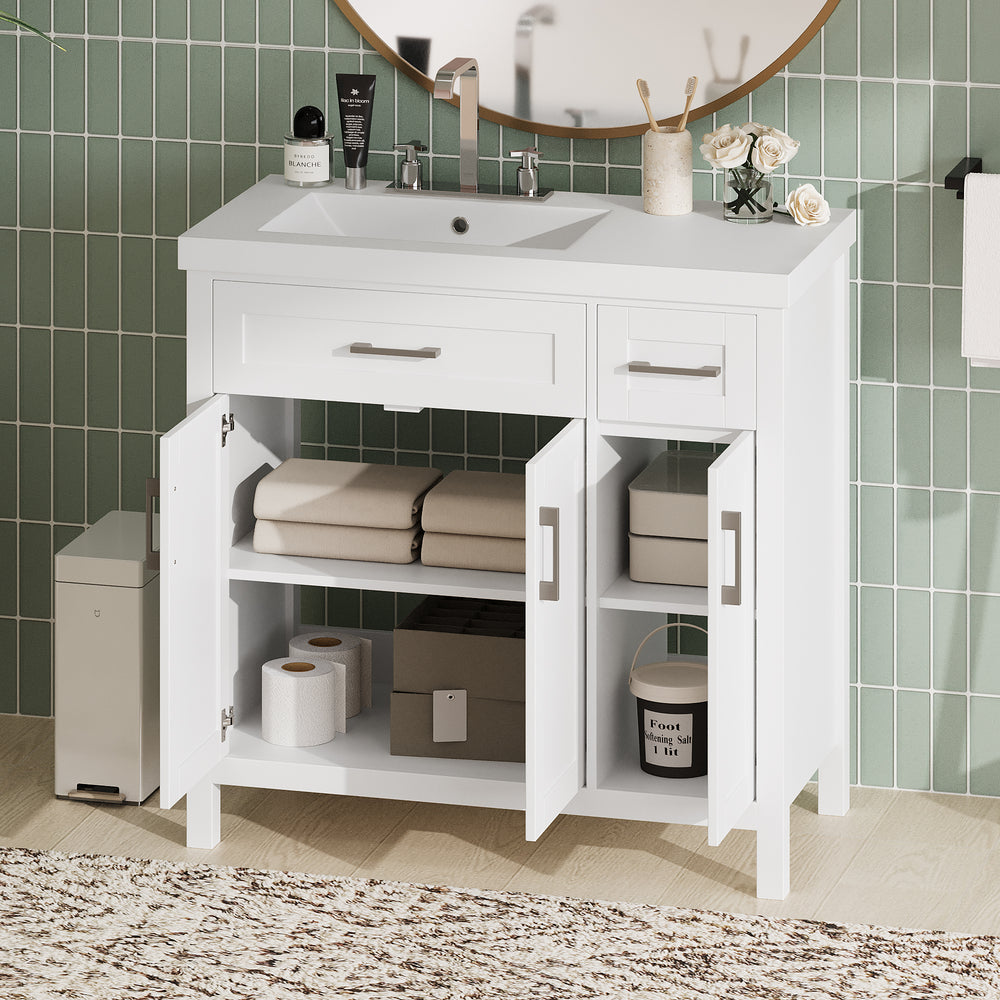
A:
[[254, 519, 421, 564], [253, 459, 442, 529], [420, 471, 526, 539], [421, 532, 525, 573]]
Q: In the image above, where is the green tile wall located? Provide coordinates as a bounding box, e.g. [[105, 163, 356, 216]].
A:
[[2, 1, 999, 801]]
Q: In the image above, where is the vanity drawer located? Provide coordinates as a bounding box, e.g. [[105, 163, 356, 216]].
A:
[[597, 305, 755, 429], [212, 282, 586, 417]]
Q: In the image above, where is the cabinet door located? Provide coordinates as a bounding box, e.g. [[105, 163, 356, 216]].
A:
[[707, 430, 756, 845], [525, 419, 585, 839], [159, 394, 230, 807]]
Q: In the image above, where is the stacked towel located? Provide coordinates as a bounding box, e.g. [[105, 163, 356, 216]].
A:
[[420, 471, 526, 573], [253, 458, 442, 564]]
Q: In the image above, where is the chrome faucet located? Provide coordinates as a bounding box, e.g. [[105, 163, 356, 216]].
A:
[[433, 57, 479, 193]]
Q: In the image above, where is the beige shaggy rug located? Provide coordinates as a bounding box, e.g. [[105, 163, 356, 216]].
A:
[[1, 847, 998, 999]]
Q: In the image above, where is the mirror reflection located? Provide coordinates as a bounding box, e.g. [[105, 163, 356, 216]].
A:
[[341, 0, 839, 135]]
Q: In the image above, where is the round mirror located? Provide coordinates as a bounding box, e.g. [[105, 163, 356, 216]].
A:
[[333, 0, 841, 137]]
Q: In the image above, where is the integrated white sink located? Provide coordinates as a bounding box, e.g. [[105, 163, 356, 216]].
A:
[[178, 176, 856, 307], [259, 189, 610, 250]]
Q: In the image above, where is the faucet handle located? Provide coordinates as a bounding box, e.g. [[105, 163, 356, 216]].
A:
[[509, 147, 543, 197], [394, 140, 428, 158], [394, 141, 427, 190], [509, 146, 542, 170]]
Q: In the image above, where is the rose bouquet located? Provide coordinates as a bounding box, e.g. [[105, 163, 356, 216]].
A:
[[700, 122, 799, 223]]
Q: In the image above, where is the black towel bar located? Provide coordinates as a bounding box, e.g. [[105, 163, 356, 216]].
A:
[[944, 157, 983, 199]]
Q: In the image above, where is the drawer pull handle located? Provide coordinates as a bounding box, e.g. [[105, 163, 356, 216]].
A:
[[721, 510, 741, 607], [628, 361, 722, 378], [350, 341, 442, 360], [538, 506, 560, 602]]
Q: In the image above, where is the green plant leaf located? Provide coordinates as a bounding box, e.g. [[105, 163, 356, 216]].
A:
[[0, 11, 65, 50]]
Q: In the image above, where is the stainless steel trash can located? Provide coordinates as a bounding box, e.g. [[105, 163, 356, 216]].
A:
[[54, 510, 159, 805]]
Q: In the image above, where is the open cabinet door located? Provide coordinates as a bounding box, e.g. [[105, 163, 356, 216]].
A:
[[525, 419, 585, 840], [159, 394, 230, 807], [707, 430, 756, 846]]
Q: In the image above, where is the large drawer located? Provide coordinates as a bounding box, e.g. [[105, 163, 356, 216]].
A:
[[212, 281, 586, 417], [597, 305, 756, 429]]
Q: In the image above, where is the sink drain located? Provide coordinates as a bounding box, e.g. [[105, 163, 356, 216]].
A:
[[450, 216, 470, 235]]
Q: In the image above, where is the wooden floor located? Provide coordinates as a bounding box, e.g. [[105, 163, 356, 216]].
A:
[[4, 713, 1000, 936]]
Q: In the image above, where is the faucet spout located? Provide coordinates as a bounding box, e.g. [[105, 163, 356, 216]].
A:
[[433, 57, 479, 193]]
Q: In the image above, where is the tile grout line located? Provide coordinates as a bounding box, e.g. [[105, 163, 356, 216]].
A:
[[924, 2, 938, 795], [962, 0, 973, 798], [852, 0, 863, 788]]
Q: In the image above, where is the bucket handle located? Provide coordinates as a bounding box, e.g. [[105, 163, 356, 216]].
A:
[[629, 622, 709, 683]]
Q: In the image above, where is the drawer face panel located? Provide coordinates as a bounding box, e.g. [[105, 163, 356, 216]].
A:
[[597, 305, 756, 429], [213, 282, 586, 417]]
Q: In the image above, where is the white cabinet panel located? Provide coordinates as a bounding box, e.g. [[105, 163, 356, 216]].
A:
[[160, 394, 230, 808], [160, 393, 295, 811], [213, 281, 586, 417], [525, 419, 585, 839], [707, 430, 756, 846]]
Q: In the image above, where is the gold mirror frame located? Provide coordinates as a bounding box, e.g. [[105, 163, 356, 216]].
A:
[[333, 0, 842, 139]]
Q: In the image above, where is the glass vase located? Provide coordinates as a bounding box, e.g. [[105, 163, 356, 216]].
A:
[[723, 166, 773, 223]]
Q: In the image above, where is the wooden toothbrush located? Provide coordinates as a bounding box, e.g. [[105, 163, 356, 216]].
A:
[[677, 76, 698, 131], [636, 79, 664, 132]]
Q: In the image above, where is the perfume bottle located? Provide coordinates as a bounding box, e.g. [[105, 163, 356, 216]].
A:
[[284, 105, 333, 187]]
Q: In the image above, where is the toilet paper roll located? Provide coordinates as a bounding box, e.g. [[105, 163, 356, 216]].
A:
[[261, 657, 337, 747], [289, 631, 373, 731]]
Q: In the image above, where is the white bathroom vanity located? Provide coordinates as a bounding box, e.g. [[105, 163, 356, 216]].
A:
[[161, 175, 855, 899]]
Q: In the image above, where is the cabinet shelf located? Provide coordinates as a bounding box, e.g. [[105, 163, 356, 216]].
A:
[[599, 572, 709, 615], [221, 684, 526, 810], [229, 533, 526, 601], [570, 764, 714, 827], [602, 764, 707, 801]]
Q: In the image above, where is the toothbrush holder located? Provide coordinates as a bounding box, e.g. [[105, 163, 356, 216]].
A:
[[642, 127, 693, 216]]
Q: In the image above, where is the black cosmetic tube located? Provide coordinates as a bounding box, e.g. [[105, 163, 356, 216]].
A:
[[336, 73, 376, 190]]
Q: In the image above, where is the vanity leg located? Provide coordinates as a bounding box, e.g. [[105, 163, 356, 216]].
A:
[[755, 805, 790, 900], [185, 778, 221, 849]]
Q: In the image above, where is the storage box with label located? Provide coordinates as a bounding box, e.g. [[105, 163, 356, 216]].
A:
[[391, 596, 525, 762], [628, 450, 714, 586]]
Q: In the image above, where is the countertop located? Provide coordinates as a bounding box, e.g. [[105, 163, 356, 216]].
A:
[[178, 174, 857, 309]]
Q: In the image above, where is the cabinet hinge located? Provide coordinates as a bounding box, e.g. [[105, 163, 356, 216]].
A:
[[221, 412, 235, 447], [221, 705, 234, 742]]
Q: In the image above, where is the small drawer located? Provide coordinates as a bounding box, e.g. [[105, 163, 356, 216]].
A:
[[598, 305, 755, 429], [213, 281, 586, 417]]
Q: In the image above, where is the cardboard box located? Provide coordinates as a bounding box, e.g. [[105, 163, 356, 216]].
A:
[[391, 596, 525, 762]]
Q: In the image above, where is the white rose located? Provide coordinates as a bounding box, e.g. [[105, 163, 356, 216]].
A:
[[762, 126, 799, 165], [741, 123, 800, 170], [700, 124, 752, 169], [751, 134, 789, 173], [785, 183, 830, 226]]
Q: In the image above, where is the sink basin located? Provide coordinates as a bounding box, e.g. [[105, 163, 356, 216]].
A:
[[259, 190, 609, 250]]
